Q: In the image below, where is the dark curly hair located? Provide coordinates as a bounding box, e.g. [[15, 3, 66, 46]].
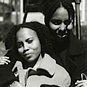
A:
[[40, 0, 74, 28], [5, 21, 55, 57]]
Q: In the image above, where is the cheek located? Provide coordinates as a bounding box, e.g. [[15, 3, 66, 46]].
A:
[[49, 22, 60, 30], [35, 46, 41, 56], [67, 22, 73, 30], [33, 41, 41, 55], [18, 48, 23, 55]]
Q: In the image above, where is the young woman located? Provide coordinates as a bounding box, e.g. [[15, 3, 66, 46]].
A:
[[0, 22, 71, 87], [41, 0, 87, 86]]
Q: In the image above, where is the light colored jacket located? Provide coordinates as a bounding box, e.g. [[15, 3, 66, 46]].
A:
[[14, 54, 71, 87]]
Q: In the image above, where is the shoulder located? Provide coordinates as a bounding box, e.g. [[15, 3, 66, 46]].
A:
[[55, 64, 70, 78], [52, 63, 71, 87], [80, 39, 87, 45], [43, 53, 71, 80], [44, 54, 70, 78], [80, 39, 87, 53]]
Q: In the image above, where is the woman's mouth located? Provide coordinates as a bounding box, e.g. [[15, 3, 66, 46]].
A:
[[57, 34, 67, 38], [24, 54, 33, 61], [24, 53, 31, 57]]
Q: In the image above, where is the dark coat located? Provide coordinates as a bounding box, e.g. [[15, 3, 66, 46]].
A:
[[54, 32, 87, 87], [0, 50, 30, 87], [0, 50, 18, 87]]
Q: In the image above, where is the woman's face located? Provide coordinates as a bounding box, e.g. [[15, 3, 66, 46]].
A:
[[16, 28, 41, 62], [49, 7, 73, 38]]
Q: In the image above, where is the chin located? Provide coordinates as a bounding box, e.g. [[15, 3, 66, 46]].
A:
[[27, 58, 35, 62]]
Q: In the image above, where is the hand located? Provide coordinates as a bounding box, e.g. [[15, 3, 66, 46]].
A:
[[9, 81, 24, 87], [0, 56, 10, 65], [75, 80, 87, 87]]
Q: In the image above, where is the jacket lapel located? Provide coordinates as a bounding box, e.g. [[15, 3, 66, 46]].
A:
[[59, 32, 84, 75]]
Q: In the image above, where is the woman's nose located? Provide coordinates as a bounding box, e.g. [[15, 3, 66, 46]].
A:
[[23, 43, 29, 53], [59, 23, 66, 31]]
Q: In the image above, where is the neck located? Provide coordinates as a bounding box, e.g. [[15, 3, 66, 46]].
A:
[[23, 54, 41, 69], [54, 35, 70, 53]]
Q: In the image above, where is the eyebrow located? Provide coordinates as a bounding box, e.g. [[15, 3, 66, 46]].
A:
[[17, 37, 33, 43], [17, 41, 22, 43]]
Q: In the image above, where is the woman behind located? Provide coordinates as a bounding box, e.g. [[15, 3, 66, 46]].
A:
[[40, 0, 87, 86], [0, 22, 71, 87]]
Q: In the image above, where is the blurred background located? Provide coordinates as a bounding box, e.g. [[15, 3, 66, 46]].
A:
[[0, 0, 87, 54]]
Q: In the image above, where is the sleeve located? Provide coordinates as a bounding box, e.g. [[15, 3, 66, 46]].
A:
[[0, 64, 17, 87], [8, 81, 23, 87], [62, 74, 71, 87]]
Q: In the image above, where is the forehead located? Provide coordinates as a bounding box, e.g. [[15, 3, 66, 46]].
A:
[[16, 28, 37, 40], [52, 7, 69, 20]]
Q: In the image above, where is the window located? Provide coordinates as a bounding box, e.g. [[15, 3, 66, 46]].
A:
[[80, 0, 85, 23]]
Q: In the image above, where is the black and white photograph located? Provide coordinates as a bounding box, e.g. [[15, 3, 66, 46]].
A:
[[0, 0, 87, 87]]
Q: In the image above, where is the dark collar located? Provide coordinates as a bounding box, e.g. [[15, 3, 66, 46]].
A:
[[67, 32, 83, 56]]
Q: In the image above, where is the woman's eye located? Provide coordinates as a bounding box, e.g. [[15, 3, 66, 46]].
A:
[[27, 39, 33, 44], [17, 42, 23, 48], [51, 19, 62, 25], [64, 19, 71, 25]]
